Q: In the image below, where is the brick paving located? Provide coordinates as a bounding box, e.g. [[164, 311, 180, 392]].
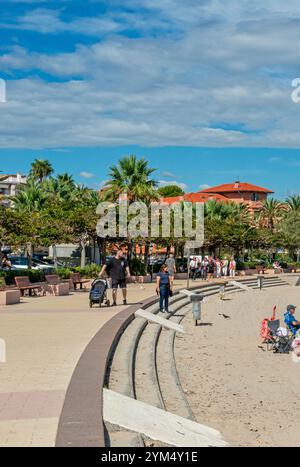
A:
[[0, 281, 186, 447]]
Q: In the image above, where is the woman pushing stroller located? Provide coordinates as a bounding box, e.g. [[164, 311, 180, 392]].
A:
[[156, 264, 173, 313]]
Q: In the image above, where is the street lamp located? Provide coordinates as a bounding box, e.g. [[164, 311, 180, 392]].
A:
[[190, 293, 204, 326]]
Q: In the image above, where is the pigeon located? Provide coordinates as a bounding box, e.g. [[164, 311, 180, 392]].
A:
[[219, 313, 231, 319]]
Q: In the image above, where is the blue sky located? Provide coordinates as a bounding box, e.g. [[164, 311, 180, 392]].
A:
[[1, 147, 300, 200], [1, 1, 300, 198]]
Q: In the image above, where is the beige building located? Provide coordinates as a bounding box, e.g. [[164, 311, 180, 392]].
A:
[[0, 173, 27, 206]]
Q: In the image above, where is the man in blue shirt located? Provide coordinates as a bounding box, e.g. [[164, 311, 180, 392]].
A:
[[284, 305, 300, 335]]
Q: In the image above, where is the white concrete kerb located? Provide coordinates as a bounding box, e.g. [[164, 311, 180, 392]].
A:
[[103, 389, 228, 447], [229, 280, 252, 291], [0, 338, 6, 363], [135, 309, 185, 334]]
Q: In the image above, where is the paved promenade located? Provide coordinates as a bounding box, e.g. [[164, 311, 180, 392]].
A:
[[0, 280, 186, 447]]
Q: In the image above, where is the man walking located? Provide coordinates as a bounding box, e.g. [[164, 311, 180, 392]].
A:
[[100, 249, 131, 306], [165, 254, 176, 281]]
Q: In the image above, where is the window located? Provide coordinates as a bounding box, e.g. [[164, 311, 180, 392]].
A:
[[251, 193, 260, 202]]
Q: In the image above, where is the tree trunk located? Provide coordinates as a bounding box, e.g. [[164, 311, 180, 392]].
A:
[[144, 241, 150, 270], [26, 242, 33, 270], [52, 245, 58, 269], [97, 237, 107, 265], [80, 241, 86, 269]]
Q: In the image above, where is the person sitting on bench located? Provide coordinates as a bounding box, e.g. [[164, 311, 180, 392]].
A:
[[284, 305, 300, 336]]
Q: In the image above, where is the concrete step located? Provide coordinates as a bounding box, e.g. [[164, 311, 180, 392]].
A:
[[156, 304, 195, 421], [103, 389, 227, 447], [135, 321, 165, 409], [108, 429, 145, 447], [108, 316, 147, 398]]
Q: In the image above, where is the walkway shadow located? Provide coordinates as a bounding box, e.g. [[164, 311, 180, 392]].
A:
[[198, 322, 213, 327]]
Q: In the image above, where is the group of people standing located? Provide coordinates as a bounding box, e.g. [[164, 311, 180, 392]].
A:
[[189, 256, 237, 281]]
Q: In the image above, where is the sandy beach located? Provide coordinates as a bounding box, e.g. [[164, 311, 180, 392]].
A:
[[175, 286, 300, 447]]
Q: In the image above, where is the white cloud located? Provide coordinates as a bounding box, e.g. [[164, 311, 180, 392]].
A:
[[160, 171, 182, 178], [79, 171, 95, 179], [1, 1, 300, 148], [199, 184, 211, 190]]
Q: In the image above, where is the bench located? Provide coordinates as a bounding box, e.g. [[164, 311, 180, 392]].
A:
[[45, 275, 70, 296], [14, 276, 45, 297], [256, 266, 265, 275], [70, 273, 90, 291]]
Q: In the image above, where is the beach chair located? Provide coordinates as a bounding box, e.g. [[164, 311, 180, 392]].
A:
[[266, 319, 280, 351], [267, 320, 293, 353]]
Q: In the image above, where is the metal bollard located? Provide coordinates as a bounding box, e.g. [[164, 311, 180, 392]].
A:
[[219, 282, 227, 300], [257, 276, 263, 290], [190, 294, 204, 326]]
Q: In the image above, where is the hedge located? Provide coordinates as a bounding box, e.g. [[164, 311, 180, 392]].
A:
[[0, 260, 148, 285]]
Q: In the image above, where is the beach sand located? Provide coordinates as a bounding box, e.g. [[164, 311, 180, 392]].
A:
[[175, 286, 300, 447]]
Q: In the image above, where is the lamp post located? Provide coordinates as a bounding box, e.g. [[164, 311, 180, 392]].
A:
[[190, 294, 204, 326], [186, 247, 191, 290]]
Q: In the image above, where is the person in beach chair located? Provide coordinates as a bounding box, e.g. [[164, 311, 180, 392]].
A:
[[284, 305, 300, 336]]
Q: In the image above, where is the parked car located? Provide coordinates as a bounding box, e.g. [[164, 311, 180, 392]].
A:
[[6, 256, 55, 273], [8, 256, 29, 271]]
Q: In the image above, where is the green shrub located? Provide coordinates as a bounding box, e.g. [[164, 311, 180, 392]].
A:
[[0, 276, 5, 289], [0, 269, 44, 286], [129, 258, 147, 276], [54, 264, 102, 279]]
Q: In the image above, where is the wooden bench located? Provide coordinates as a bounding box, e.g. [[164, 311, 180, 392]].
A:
[[14, 276, 45, 297], [70, 273, 90, 291], [256, 266, 265, 275], [45, 275, 70, 296]]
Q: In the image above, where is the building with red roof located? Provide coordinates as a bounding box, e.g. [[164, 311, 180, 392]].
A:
[[162, 181, 274, 212], [199, 181, 274, 211]]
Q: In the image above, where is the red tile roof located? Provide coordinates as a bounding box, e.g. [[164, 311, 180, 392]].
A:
[[162, 192, 229, 204], [199, 182, 274, 194]]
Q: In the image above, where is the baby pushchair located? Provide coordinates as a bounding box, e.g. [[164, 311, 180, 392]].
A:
[[89, 278, 110, 308]]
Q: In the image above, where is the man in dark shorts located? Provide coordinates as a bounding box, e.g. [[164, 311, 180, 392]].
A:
[[100, 249, 131, 306]]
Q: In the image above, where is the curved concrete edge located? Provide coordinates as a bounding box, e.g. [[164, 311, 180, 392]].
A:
[[55, 293, 164, 448], [55, 276, 288, 448]]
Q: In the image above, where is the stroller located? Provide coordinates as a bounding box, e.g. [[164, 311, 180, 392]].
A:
[[89, 278, 110, 308]]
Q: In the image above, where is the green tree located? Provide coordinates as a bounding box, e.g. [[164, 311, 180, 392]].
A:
[[66, 187, 100, 268], [279, 211, 300, 261], [157, 185, 185, 198], [13, 180, 48, 213], [259, 198, 285, 232], [29, 159, 54, 183], [287, 195, 300, 213], [102, 155, 158, 203]]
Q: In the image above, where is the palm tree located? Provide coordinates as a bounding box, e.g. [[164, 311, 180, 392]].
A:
[[29, 159, 54, 183], [43, 175, 76, 207], [13, 179, 48, 213], [204, 200, 229, 221], [57, 173, 75, 187], [259, 198, 285, 232], [102, 155, 158, 203], [287, 195, 300, 212]]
